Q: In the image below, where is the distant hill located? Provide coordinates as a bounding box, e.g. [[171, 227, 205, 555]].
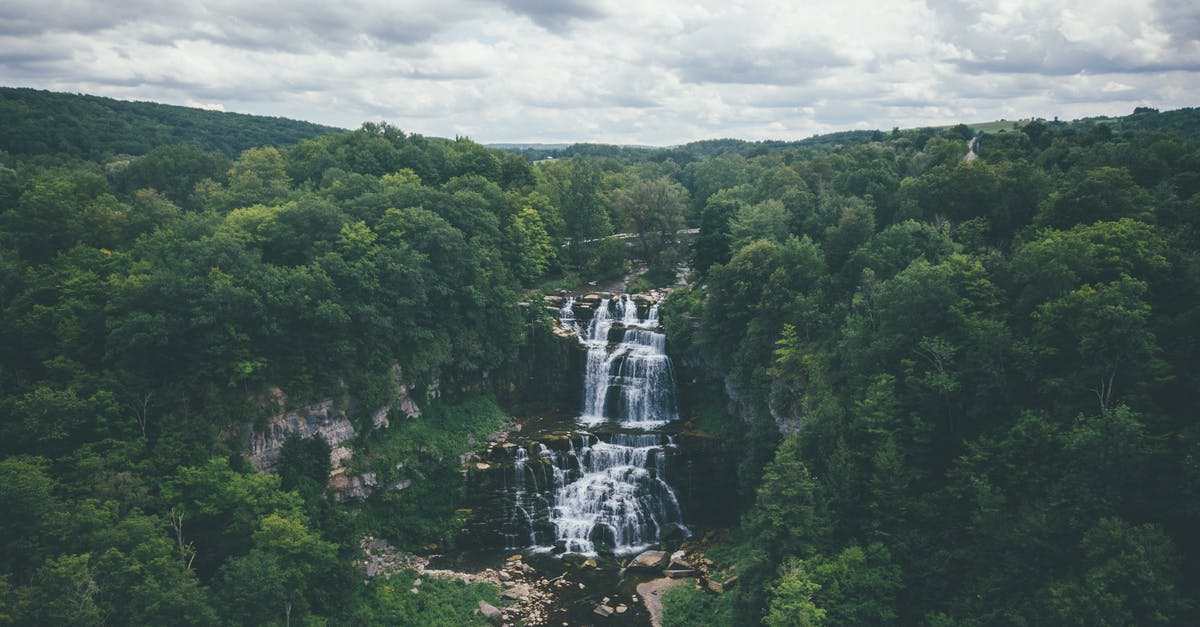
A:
[[0, 87, 342, 159]]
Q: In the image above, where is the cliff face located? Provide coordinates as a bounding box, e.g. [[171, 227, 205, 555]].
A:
[[245, 376, 423, 482], [247, 398, 359, 472]]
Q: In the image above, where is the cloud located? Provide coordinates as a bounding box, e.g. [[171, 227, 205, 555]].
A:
[[0, 0, 1197, 144], [495, 0, 608, 32]]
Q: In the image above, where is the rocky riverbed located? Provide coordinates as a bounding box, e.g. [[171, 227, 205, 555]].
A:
[[359, 535, 736, 626]]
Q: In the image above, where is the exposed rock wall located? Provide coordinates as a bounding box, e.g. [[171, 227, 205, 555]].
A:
[[247, 398, 358, 472], [245, 375, 424, 476]]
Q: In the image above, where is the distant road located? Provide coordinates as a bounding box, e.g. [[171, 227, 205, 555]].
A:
[[564, 228, 699, 247]]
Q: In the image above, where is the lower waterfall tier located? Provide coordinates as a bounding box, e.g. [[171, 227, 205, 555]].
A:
[[504, 432, 686, 555]]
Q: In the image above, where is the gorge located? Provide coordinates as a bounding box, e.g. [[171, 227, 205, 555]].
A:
[[467, 292, 698, 558]]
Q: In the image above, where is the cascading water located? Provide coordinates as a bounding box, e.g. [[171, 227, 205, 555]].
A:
[[498, 294, 688, 554], [579, 296, 678, 428]]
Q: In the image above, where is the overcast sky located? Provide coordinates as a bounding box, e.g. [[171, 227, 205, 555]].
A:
[[2, 0, 1198, 144]]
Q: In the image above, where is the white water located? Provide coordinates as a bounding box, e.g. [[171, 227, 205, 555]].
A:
[[577, 295, 678, 428], [536, 295, 687, 554], [500, 294, 688, 554], [548, 433, 684, 554]]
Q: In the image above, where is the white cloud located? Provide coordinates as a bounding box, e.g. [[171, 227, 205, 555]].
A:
[[1, 0, 1197, 144]]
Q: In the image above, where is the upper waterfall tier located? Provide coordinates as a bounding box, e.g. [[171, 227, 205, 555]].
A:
[[565, 295, 679, 428]]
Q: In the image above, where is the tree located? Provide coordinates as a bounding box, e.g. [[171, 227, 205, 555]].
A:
[[504, 207, 555, 285], [1032, 276, 1164, 415], [1042, 518, 1184, 625], [751, 437, 831, 560], [612, 176, 688, 267], [766, 562, 825, 626], [823, 200, 876, 273], [767, 544, 902, 626], [1035, 167, 1154, 229], [729, 199, 790, 250], [19, 553, 101, 626], [211, 146, 292, 210], [693, 185, 751, 275], [0, 457, 60, 576], [279, 433, 332, 504], [119, 144, 228, 209]]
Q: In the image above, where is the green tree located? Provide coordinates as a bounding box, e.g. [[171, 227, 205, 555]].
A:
[[729, 199, 790, 250], [561, 157, 612, 266], [212, 146, 292, 210], [0, 457, 60, 576], [612, 176, 688, 267], [1042, 518, 1184, 625], [119, 143, 228, 209], [19, 553, 101, 626], [505, 206, 555, 285], [1032, 276, 1164, 415], [751, 437, 831, 560], [693, 185, 751, 275], [768, 544, 902, 626], [1035, 166, 1154, 229]]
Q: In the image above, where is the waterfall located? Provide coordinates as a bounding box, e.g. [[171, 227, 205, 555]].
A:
[[499, 431, 686, 554], [577, 295, 679, 428], [495, 293, 688, 554]]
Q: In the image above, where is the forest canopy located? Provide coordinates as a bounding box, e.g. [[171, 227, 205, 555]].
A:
[[1, 90, 1199, 625]]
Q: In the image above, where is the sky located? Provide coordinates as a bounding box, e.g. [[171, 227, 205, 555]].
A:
[[2, 0, 1198, 145]]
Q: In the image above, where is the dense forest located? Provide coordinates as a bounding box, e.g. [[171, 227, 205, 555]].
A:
[[1, 89, 1198, 625], [0, 87, 339, 159]]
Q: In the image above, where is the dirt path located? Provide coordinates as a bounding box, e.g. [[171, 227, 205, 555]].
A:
[[636, 577, 690, 627]]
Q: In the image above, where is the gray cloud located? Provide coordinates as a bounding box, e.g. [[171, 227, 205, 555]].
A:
[[1153, 0, 1200, 49], [0, 0, 1197, 144], [673, 44, 850, 85], [495, 0, 607, 31]]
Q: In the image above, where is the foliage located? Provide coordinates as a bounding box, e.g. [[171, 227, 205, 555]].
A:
[[0, 86, 337, 159], [2, 93, 1200, 625], [662, 583, 734, 627], [353, 570, 501, 626]]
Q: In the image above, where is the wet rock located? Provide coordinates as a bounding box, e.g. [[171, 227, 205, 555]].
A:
[[627, 550, 668, 571], [659, 523, 688, 544], [561, 552, 589, 567]]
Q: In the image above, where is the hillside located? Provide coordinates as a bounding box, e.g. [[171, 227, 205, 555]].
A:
[[0, 87, 341, 159]]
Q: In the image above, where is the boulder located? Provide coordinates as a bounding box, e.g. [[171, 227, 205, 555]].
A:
[[705, 579, 724, 594], [478, 600, 503, 622], [500, 583, 530, 601], [561, 552, 589, 567], [593, 604, 614, 617], [663, 568, 695, 578], [626, 550, 668, 571]]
